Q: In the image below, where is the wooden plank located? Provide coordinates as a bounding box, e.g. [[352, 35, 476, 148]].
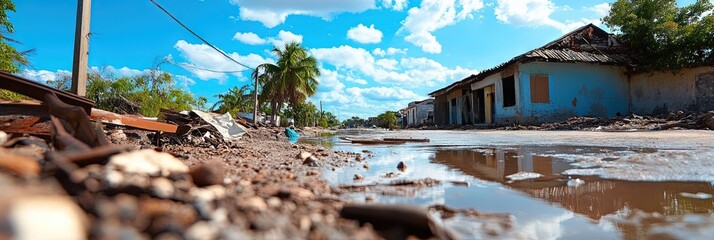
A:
[[90, 108, 179, 133], [0, 71, 94, 114]]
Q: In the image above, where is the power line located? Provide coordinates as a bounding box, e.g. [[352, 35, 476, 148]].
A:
[[165, 59, 250, 73], [150, 0, 254, 71]]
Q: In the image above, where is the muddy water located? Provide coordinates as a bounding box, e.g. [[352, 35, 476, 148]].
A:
[[301, 130, 714, 239]]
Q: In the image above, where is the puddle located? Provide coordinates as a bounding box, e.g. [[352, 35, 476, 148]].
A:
[[300, 130, 714, 239]]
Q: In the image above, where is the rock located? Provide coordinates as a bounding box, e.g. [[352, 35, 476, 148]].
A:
[[190, 160, 225, 187], [355, 155, 365, 162], [363, 164, 370, 170], [0, 131, 7, 145], [239, 196, 267, 212], [0, 148, 40, 176], [151, 178, 175, 198], [190, 185, 226, 203], [306, 169, 320, 176], [365, 195, 375, 202], [108, 129, 127, 143], [108, 149, 189, 177], [397, 161, 407, 171], [353, 174, 363, 181], [185, 221, 217, 240], [340, 204, 456, 240], [6, 195, 88, 240], [296, 151, 312, 160], [302, 156, 321, 167], [266, 197, 282, 208]]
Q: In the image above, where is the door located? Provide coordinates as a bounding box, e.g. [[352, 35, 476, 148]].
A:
[[476, 89, 485, 123], [484, 85, 495, 124], [696, 72, 714, 112]]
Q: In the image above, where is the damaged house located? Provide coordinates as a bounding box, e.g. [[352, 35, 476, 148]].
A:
[[429, 23, 714, 126], [404, 99, 434, 127]]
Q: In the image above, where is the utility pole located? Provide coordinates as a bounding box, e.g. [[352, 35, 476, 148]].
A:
[[319, 101, 323, 125], [71, 0, 91, 96], [252, 70, 259, 125]]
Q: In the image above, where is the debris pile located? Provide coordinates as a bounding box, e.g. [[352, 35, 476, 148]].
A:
[[501, 111, 714, 131]]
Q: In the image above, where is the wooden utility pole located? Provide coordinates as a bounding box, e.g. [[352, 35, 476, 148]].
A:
[[71, 0, 91, 96], [252, 70, 259, 125]]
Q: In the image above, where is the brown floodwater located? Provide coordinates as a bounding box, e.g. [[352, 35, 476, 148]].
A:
[[302, 129, 714, 239]]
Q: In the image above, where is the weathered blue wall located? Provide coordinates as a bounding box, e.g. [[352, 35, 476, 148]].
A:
[[515, 62, 630, 123]]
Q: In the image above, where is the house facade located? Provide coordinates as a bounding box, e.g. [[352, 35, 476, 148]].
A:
[[405, 99, 434, 127], [430, 24, 641, 125]]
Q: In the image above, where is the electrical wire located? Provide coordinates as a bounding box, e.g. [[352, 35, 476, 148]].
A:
[[150, 0, 254, 71]]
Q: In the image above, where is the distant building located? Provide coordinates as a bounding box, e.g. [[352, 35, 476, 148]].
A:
[[405, 99, 434, 127]]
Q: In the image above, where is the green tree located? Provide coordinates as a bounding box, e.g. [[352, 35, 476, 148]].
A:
[[211, 85, 253, 117], [0, 0, 28, 73], [603, 0, 714, 70], [377, 111, 398, 129], [253, 42, 320, 125], [86, 69, 206, 116], [282, 101, 317, 127]]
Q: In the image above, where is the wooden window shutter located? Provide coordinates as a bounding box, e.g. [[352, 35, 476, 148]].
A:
[[530, 74, 550, 103]]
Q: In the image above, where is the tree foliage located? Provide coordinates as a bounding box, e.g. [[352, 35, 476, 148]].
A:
[[0, 0, 29, 73], [603, 0, 714, 70], [87, 70, 206, 117], [377, 111, 398, 129], [211, 85, 253, 118], [252, 42, 320, 123]]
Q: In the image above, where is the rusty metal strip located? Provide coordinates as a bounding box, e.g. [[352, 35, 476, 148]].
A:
[[90, 108, 179, 133], [0, 71, 94, 114], [45, 93, 109, 148]]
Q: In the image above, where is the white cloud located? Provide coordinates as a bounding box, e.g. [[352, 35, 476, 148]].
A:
[[232, 30, 303, 47], [311, 45, 476, 87], [233, 32, 267, 45], [347, 24, 383, 44], [376, 58, 399, 70], [589, 3, 610, 17], [21, 69, 71, 84], [382, 0, 409, 11], [229, 0, 375, 28], [174, 75, 197, 90], [373, 47, 408, 56], [400, 0, 484, 53], [269, 30, 303, 47], [494, 0, 597, 33], [348, 86, 420, 101], [174, 40, 272, 82]]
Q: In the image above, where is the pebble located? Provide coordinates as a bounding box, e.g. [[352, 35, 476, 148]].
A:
[[7, 195, 88, 240], [190, 160, 225, 187], [151, 178, 175, 198], [190, 185, 227, 202], [185, 221, 217, 240], [239, 196, 267, 212], [0, 131, 7, 145], [108, 149, 189, 177], [266, 197, 282, 208], [353, 174, 363, 181], [306, 169, 320, 176], [397, 161, 407, 171], [296, 151, 312, 160], [303, 156, 321, 167]]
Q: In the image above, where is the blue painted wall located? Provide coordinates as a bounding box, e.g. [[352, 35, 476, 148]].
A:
[[514, 62, 630, 123]]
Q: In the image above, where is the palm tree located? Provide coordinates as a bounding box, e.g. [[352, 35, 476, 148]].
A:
[[211, 85, 252, 117], [252, 42, 320, 125]]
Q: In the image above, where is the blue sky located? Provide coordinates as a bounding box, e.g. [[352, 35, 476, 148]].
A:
[[9, 0, 699, 119]]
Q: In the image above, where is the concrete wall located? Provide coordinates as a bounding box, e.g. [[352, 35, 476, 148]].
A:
[[415, 102, 434, 125], [472, 66, 521, 123], [433, 95, 449, 126], [630, 66, 714, 114], [517, 62, 630, 123]]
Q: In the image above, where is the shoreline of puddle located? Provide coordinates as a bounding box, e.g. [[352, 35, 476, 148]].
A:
[[300, 129, 714, 239]]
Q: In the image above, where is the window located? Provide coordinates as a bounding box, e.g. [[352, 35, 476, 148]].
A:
[[502, 75, 516, 107], [530, 74, 550, 103]]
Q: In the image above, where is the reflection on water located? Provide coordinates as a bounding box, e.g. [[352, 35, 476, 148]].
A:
[[433, 148, 714, 220], [303, 130, 714, 239]]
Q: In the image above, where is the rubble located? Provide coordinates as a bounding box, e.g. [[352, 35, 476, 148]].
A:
[[500, 111, 714, 131]]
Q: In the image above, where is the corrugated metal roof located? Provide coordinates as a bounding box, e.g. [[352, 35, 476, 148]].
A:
[[429, 24, 632, 97]]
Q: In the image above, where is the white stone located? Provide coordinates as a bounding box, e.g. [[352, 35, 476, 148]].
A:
[[108, 149, 189, 177], [240, 196, 267, 212], [296, 151, 312, 160], [190, 185, 227, 202], [185, 221, 217, 240], [8, 195, 87, 240], [0, 131, 8, 145], [151, 178, 174, 198]]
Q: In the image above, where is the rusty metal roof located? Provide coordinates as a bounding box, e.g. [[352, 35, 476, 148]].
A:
[[429, 24, 631, 97]]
